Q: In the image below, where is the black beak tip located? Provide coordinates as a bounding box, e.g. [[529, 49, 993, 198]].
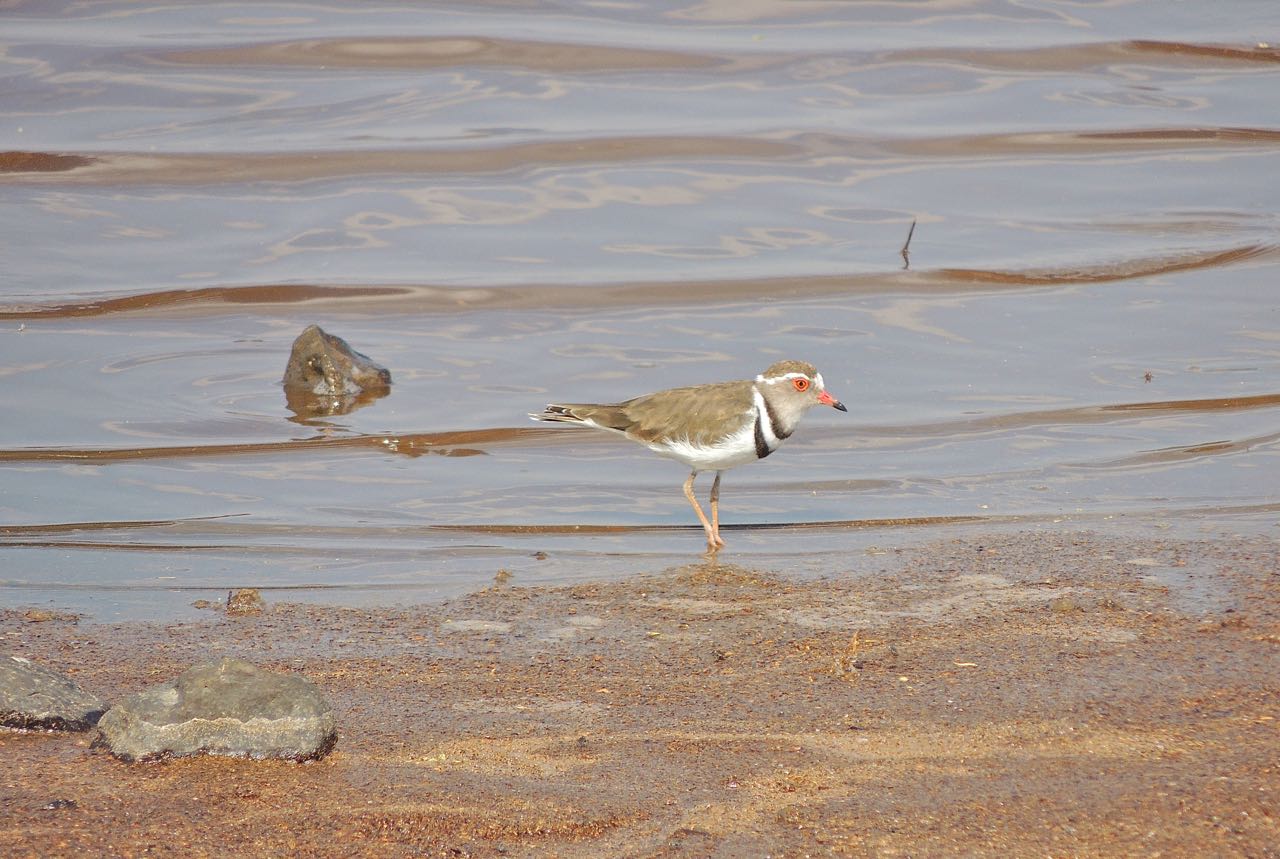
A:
[[833, 400, 848, 412]]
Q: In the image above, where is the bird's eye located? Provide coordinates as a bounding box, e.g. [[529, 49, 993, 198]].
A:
[[793, 378, 810, 392]]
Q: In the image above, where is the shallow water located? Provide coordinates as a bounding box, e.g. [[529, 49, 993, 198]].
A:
[[3, 0, 1279, 620]]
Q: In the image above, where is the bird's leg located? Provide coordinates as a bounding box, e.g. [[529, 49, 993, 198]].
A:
[[682, 471, 719, 552], [708, 471, 725, 549]]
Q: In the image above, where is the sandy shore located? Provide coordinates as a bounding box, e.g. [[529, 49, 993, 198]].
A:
[[2, 529, 1277, 857]]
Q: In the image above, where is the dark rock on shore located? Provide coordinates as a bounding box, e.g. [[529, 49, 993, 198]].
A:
[[0, 655, 106, 731], [93, 657, 336, 762]]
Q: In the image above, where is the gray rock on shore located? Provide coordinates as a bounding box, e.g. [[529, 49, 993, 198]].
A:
[[93, 657, 336, 762], [0, 655, 107, 731]]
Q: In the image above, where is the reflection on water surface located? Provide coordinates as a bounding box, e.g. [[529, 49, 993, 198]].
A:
[[2, 0, 1279, 619]]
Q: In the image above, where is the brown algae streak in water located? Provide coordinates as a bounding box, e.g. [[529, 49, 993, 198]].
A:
[[7, 392, 1280, 464], [371, 515, 993, 536], [0, 151, 94, 173], [0, 428, 556, 464], [889, 127, 1280, 159], [0, 284, 410, 320], [0, 137, 797, 187], [939, 243, 1277, 286], [1073, 428, 1280, 470], [1127, 40, 1280, 64], [5, 243, 1275, 321], [858, 392, 1280, 440], [158, 36, 725, 73], [891, 39, 1280, 72]]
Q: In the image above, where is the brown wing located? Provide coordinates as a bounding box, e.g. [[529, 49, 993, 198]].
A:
[[614, 379, 754, 446], [538, 380, 755, 445]]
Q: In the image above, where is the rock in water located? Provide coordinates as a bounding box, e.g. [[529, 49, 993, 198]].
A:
[[0, 656, 107, 731], [282, 324, 391, 419], [93, 658, 336, 762]]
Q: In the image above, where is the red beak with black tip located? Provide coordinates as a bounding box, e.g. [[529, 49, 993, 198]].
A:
[[818, 389, 847, 412]]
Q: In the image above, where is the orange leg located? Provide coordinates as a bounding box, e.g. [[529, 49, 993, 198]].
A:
[[708, 471, 724, 549], [682, 471, 722, 552]]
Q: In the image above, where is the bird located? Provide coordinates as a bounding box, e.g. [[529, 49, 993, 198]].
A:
[[531, 360, 846, 552]]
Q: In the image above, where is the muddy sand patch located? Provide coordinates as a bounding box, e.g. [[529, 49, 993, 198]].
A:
[[2, 531, 1277, 856]]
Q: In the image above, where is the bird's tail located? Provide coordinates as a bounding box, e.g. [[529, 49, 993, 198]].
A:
[[529, 404, 586, 424]]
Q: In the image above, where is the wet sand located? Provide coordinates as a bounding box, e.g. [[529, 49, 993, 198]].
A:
[[3, 529, 1277, 857]]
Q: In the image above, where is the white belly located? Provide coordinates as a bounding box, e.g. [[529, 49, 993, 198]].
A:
[[645, 419, 768, 472]]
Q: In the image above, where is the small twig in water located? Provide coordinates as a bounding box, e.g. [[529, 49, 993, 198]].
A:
[[900, 219, 917, 270]]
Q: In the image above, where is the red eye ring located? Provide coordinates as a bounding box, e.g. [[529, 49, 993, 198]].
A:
[[793, 378, 810, 392]]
